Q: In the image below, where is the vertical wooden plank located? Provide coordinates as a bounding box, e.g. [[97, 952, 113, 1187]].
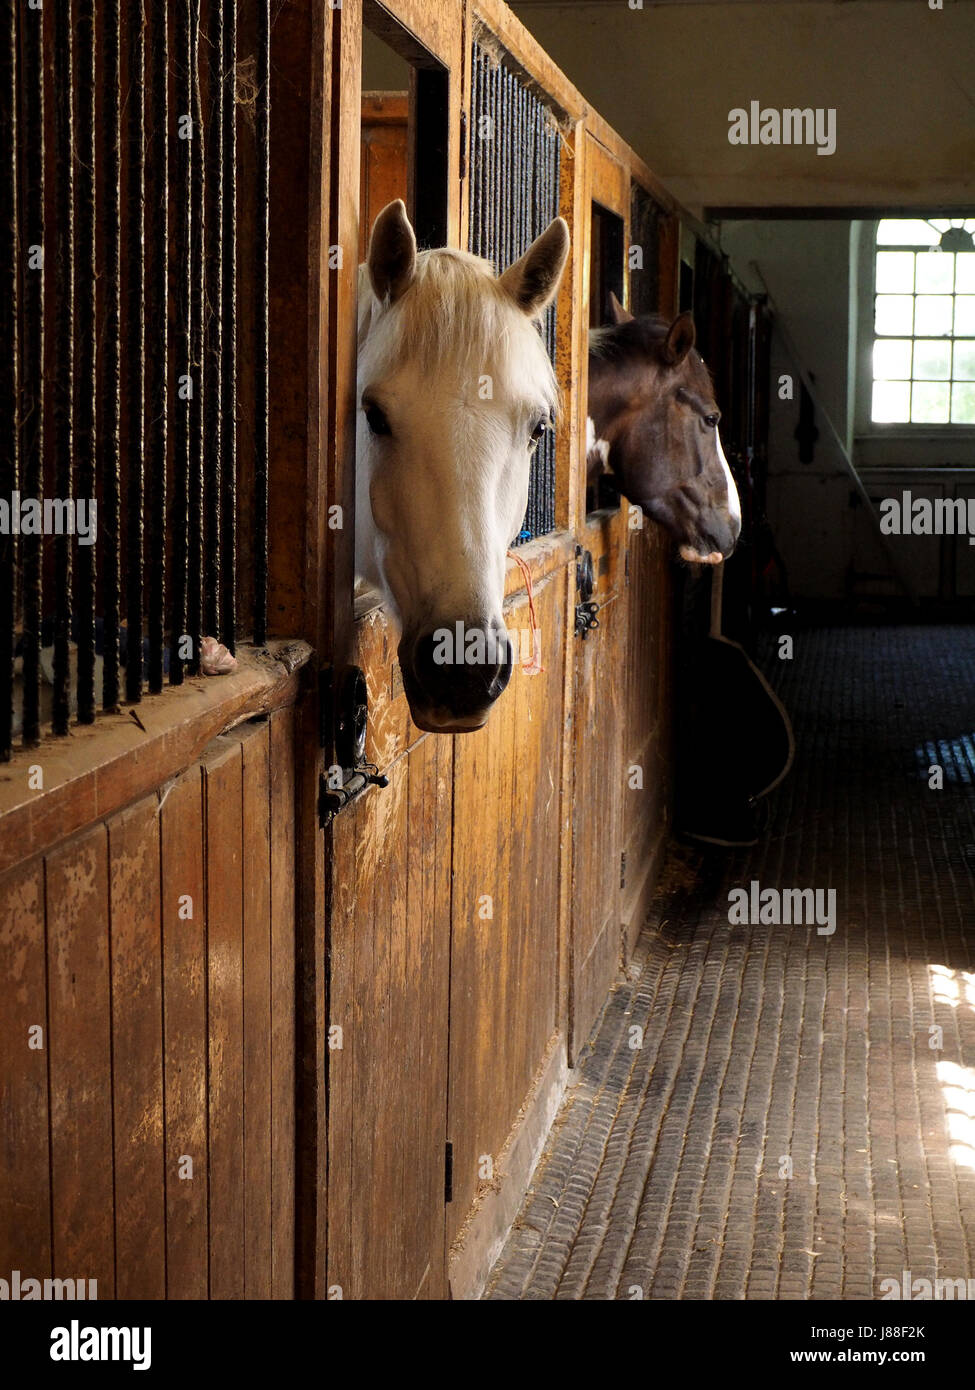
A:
[[108, 794, 166, 1297], [269, 707, 296, 1299], [241, 719, 273, 1298], [160, 763, 209, 1298], [570, 515, 626, 1060], [324, 803, 358, 1298], [204, 734, 245, 1299], [0, 857, 51, 1277], [46, 824, 115, 1294]]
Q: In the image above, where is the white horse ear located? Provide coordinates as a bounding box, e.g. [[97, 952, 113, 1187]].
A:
[[609, 291, 633, 325], [663, 311, 696, 366], [367, 199, 417, 304], [499, 216, 570, 319]]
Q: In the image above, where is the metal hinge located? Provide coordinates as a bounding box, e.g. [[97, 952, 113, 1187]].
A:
[[459, 111, 467, 181], [318, 664, 388, 827], [620, 851, 627, 890], [444, 1141, 453, 1204], [574, 545, 600, 639]]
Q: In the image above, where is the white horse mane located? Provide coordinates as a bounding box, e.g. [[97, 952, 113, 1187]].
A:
[[357, 247, 559, 417]]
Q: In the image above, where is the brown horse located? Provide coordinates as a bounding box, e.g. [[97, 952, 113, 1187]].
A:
[[587, 295, 741, 564]]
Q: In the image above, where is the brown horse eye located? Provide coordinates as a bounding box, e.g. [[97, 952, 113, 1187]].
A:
[[704, 413, 719, 428], [364, 402, 391, 437]]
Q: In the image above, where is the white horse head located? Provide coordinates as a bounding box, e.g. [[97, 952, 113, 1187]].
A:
[[355, 199, 569, 733]]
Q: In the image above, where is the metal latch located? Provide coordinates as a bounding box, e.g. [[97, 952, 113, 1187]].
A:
[[318, 664, 388, 826], [574, 545, 600, 639]]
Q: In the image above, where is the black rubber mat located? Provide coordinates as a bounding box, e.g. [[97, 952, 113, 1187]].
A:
[[486, 626, 975, 1299]]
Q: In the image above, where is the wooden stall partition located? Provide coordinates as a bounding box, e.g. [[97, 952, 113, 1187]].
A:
[[569, 506, 629, 1060], [620, 519, 674, 958], [359, 94, 409, 262], [0, 699, 301, 1301], [617, 174, 681, 955], [322, 0, 468, 1302], [325, 727, 453, 1301], [446, 553, 570, 1295]]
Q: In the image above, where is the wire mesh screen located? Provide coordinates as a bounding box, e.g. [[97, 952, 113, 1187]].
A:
[[1, 0, 270, 760], [468, 39, 560, 546], [629, 182, 661, 317]]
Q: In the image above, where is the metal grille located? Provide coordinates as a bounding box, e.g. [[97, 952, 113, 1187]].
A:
[[468, 39, 560, 546], [1, 0, 271, 759]]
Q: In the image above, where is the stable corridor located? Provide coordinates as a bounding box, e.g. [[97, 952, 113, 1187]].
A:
[[486, 626, 975, 1300]]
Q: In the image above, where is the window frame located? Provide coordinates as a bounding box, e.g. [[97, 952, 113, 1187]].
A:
[[854, 216, 975, 441]]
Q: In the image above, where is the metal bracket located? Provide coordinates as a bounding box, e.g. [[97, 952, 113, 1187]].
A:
[[318, 664, 388, 827], [574, 545, 600, 639]]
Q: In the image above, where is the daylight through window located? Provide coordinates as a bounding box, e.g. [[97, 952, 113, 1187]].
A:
[[871, 217, 975, 425]]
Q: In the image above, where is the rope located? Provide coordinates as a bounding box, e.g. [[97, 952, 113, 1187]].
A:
[[507, 549, 544, 676]]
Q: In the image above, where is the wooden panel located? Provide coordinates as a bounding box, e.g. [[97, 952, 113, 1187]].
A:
[[359, 94, 408, 262], [46, 824, 115, 1294], [0, 856, 51, 1278], [447, 572, 565, 1248], [621, 519, 674, 956], [570, 509, 627, 1060], [160, 763, 209, 1299], [107, 795, 166, 1298], [203, 736, 245, 1299], [269, 707, 297, 1298], [241, 720, 273, 1298], [0, 643, 308, 879], [326, 724, 452, 1299]]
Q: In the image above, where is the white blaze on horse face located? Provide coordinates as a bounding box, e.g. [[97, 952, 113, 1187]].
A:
[[716, 428, 741, 527]]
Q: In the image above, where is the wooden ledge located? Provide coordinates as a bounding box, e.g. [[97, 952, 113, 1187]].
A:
[[503, 528, 575, 599], [0, 640, 313, 875]]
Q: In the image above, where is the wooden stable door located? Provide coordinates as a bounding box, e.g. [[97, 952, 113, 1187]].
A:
[[568, 136, 632, 1061], [570, 510, 628, 1060]]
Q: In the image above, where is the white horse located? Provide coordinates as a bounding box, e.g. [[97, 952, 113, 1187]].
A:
[[355, 200, 569, 733]]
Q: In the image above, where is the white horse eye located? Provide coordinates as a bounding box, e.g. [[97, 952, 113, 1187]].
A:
[[529, 418, 548, 447], [364, 401, 391, 437]]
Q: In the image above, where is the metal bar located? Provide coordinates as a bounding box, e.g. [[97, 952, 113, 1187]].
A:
[[52, 0, 74, 733], [101, 0, 121, 712], [125, 0, 145, 704], [220, 0, 236, 654], [501, 67, 511, 271], [147, 2, 168, 693], [468, 46, 480, 256], [253, 0, 270, 646], [187, 0, 204, 673], [19, 0, 43, 742], [487, 58, 498, 271], [0, 0, 17, 759], [169, 0, 192, 685], [203, 0, 223, 640], [75, 0, 97, 723]]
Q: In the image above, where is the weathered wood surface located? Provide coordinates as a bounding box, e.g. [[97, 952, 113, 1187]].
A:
[[0, 641, 311, 876], [359, 94, 409, 262], [0, 713, 299, 1300]]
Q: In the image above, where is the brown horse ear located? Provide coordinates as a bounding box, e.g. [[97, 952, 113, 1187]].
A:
[[663, 312, 695, 366], [609, 291, 633, 325], [499, 216, 570, 319], [367, 199, 417, 304]]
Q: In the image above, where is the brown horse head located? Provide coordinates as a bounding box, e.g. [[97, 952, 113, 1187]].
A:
[[587, 297, 741, 564]]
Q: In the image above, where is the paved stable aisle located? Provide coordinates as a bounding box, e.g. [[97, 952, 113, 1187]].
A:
[[486, 626, 975, 1300]]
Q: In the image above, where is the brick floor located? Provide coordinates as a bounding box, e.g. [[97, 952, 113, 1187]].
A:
[[485, 625, 975, 1300]]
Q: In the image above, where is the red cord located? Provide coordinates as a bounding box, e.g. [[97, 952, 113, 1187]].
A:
[[507, 549, 544, 676]]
